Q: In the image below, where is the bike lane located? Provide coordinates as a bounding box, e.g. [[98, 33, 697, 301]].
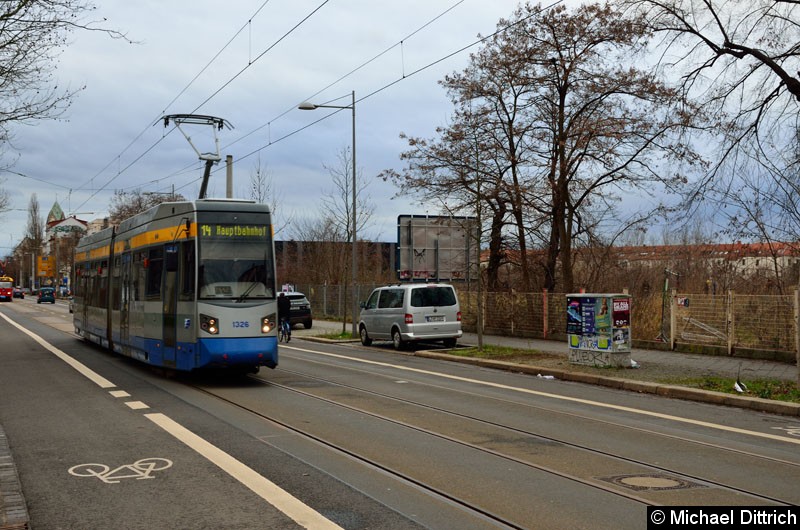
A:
[[0, 310, 340, 530]]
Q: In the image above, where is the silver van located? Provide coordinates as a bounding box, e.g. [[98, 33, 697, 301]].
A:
[[358, 283, 462, 349]]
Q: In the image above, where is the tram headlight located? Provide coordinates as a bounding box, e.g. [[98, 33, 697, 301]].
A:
[[200, 313, 219, 335], [262, 313, 276, 334]]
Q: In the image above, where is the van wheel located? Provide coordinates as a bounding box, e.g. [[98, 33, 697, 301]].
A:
[[392, 329, 405, 350], [360, 326, 372, 346]]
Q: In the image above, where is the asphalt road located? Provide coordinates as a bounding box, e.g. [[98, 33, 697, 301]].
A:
[[1, 299, 799, 529]]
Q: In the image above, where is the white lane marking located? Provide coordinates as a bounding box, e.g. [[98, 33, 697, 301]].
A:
[[145, 413, 344, 530], [0, 310, 115, 389], [125, 401, 150, 410], [0, 311, 344, 528], [286, 345, 800, 446], [110, 390, 131, 398]]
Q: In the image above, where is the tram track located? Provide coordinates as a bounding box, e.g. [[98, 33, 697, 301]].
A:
[[188, 380, 530, 530], [184, 350, 796, 530], [277, 364, 800, 473], [255, 367, 796, 507]]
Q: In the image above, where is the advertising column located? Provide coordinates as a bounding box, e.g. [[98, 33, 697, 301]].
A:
[[567, 293, 632, 367]]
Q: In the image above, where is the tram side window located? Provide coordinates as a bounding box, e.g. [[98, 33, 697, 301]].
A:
[[89, 261, 99, 307], [133, 252, 144, 301], [79, 264, 87, 297], [145, 248, 163, 300], [73, 265, 82, 297], [111, 256, 121, 310], [180, 240, 195, 301], [98, 259, 109, 308], [84, 262, 97, 306]]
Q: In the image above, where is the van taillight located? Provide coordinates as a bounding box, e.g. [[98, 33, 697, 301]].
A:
[[457, 311, 462, 321], [405, 313, 413, 324]]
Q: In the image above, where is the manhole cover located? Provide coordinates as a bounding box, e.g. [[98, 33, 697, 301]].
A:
[[599, 473, 705, 491]]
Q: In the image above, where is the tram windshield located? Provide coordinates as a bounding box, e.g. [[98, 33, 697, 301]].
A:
[[197, 222, 276, 301]]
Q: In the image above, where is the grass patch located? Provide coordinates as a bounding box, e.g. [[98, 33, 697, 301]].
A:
[[691, 377, 800, 403], [454, 345, 560, 361]]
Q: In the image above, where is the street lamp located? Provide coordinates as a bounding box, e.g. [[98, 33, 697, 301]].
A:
[[299, 91, 358, 336]]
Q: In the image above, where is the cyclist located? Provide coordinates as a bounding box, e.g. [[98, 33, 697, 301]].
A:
[[277, 291, 291, 342]]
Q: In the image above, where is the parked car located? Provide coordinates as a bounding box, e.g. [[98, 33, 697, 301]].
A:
[[358, 283, 462, 350], [13, 287, 24, 299], [284, 291, 312, 329], [37, 287, 56, 304]]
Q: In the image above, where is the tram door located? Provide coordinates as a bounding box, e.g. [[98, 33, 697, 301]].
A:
[[162, 243, 179, 364]]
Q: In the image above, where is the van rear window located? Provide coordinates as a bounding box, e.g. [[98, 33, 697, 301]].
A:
[[410, 287, 456, 307]]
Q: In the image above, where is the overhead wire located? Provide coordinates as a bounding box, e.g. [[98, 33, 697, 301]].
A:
[[66, 0, 275, 205], [205, 0, 565, 173], [70, 0, 329, 214], [115, 0, 474, 196], [71, 0, 565, 211]]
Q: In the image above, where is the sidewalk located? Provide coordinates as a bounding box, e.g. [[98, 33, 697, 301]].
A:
[[300, 320, 800, 417], [0, 424, 28, 530]]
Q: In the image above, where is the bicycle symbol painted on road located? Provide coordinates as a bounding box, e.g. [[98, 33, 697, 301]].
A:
[[772, 425, 800, 438], [68, 457, 173, 484]]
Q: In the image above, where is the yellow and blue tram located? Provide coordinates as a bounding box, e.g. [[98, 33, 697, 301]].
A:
[[73, 199, 279, 372]]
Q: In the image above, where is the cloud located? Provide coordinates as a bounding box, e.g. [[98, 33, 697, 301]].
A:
[[1, 0, 530, 254]]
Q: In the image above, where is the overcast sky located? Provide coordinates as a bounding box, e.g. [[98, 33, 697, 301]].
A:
[[0, 0, 563, 254]]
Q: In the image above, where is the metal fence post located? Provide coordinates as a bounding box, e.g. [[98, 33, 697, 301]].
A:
[[323, 282, 328, 317], [795, 288, 799, 384], [727, 290, 734, 356], [543, 289, 548, 339], [670, 289, 676, 350]]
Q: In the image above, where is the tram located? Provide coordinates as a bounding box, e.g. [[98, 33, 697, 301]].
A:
[[72, 199, 279, 373], [0, 275, 13, 302]]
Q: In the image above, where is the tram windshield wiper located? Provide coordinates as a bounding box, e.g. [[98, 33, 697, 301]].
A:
[[236, 281, 259, 303]]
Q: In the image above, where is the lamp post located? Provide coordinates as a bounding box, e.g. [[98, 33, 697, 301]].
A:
[[299, 91, 358, 336]]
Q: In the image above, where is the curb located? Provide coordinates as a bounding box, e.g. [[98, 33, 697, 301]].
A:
[[0, 425, 29, 530], [410, 351, 800, 417], [298, 335, 800, 416]]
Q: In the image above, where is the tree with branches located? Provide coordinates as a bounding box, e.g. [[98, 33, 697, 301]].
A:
[[24, 192, 44, 252], [107, 189, 185, 226], [0, 1, 126, 222], [622, 0, 800, 246], [385, 2, 705, 292], [0, 1, 126, 147]]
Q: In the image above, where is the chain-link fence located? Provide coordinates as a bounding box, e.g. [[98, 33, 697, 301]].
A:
[[671, 292, 796, 357], [297, 283, 798, 362]]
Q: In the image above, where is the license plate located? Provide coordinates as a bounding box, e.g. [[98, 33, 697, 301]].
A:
[[426, 315, 445, 322]]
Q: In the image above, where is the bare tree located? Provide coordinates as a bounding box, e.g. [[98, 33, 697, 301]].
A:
[[319, 147, 374, 245], [248, 156, 271, 204], [25, 193, 44, 251], [622, 0, 800, 239], [305, 147, 375, 334], [0, 1, 127, 148], [0, 178, 9, 214], [386, 3, 704, 292], [246, 155, 292, 237], [108, 189, 185, 226], [381, 105, 512, 290]]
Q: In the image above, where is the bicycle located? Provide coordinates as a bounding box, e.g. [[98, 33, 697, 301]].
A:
[[279, 318, 291, 343]]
